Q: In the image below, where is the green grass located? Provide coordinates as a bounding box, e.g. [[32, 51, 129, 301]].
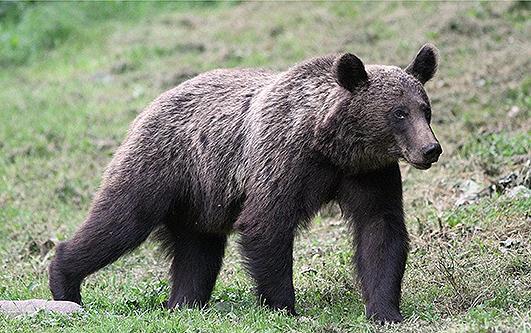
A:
[[1, 1, 530, 332]]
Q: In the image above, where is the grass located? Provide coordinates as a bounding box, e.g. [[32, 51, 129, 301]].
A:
[[0, 1, 530, 332]]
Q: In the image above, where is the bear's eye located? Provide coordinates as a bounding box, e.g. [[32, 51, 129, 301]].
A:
[[394, 108, 408, 120], [422, 106, 432, 123], [425, 110, 432, 123]]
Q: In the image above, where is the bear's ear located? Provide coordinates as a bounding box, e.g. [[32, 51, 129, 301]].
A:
[[405, 43, 439, 84], [333, 53, 368, 92]]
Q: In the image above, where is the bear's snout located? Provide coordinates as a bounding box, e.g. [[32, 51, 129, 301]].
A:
[[421, 143, 442, 163]]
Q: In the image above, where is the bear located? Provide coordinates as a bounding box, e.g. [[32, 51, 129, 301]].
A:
[[49, 44, 442, 323]]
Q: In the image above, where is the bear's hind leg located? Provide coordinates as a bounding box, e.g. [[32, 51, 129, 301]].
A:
[[165, 231, 227, 309], [49, 183, 169, 304]]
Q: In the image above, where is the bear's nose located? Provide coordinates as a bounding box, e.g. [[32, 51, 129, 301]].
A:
[[422, 143, 442, 162]]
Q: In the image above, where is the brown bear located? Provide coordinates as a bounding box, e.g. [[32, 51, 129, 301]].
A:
[[49, 44, 442, 323]]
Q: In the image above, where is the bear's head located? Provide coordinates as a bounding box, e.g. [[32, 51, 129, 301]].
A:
[[317, 44, 442, 171]]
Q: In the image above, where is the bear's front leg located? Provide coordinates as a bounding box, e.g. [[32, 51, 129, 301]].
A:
[[338, 163, 409, 323], [239, 228, 296, 314], [236, 204, 297, 315]]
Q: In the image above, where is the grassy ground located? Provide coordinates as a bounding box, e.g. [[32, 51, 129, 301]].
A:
[[0, 1, 530, 332]]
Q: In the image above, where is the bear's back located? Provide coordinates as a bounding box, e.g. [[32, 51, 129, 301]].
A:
[[105, 68, 279, 231]]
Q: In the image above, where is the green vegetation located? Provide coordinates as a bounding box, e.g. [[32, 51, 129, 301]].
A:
[[1, 1, 529, 332]]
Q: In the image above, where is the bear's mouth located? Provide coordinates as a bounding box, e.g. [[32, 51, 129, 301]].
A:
[[401, 153, 433, 170], [401, 150, 435, 170], [402, 149, 435, 170], [409, 162, 432, 170]]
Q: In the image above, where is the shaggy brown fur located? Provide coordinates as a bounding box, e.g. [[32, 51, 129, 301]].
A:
[[49, 44, 441, 323]]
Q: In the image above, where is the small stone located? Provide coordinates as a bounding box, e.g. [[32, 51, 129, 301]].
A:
[[0, 299, 83, 315], [499, 237, 521, 253], [508, 106, 520, 118], [500, 237, 519, 248], [476, 79, 486, 87]]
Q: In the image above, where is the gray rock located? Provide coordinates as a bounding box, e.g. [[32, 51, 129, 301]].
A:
[[455, 180, 485, 206], [506, 185, 531, 199], [0, 299, 82, 315]]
